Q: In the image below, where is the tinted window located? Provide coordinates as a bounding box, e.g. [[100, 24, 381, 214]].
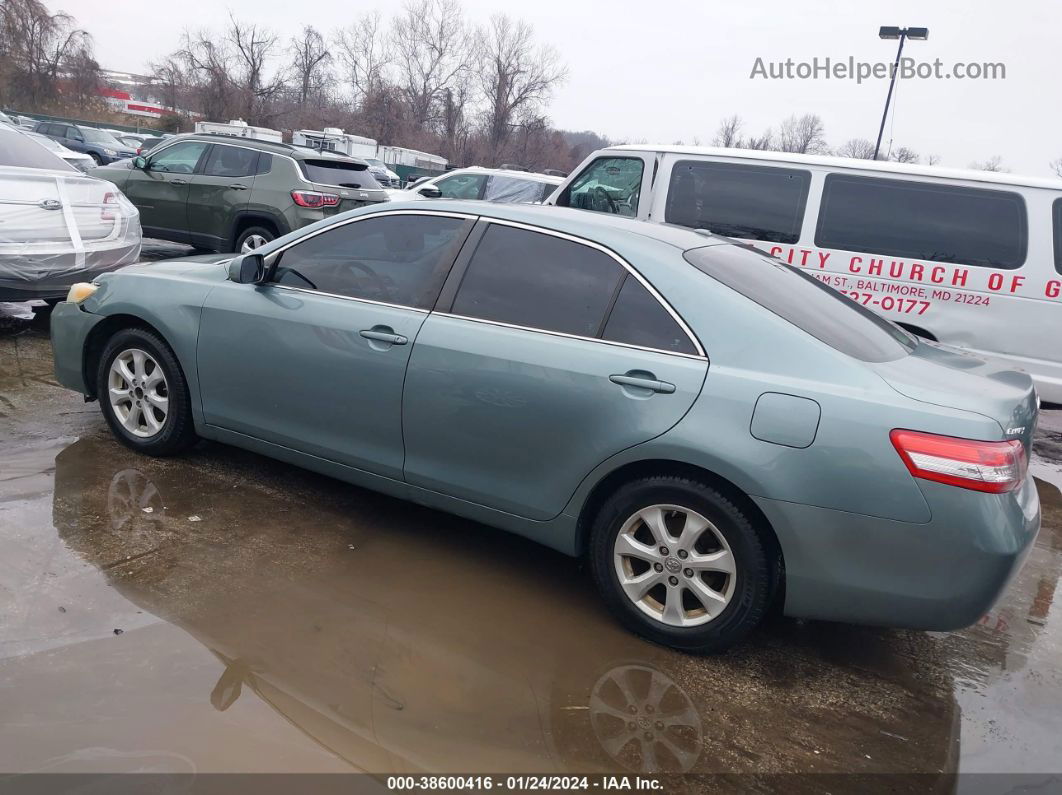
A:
[[80, 127, 122, 146], [685, 244, 914, 362], [603, 275, 696, 355], [299, 158, 380, 189], [559, 157, 642, 216], [203, 145, 258, 177], [666, 160, 810, 244], [256, 152, 272, 175], [0, 129, 75, 171], [1054, 199, 1062, 276], [435, 173, 486, 199], [452, 224, 624, 337], [149, 141, 208, 174], [816, 174, 1027, 269], [273, 215, 467, 308]]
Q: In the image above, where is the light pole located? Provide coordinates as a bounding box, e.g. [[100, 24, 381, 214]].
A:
[[874, 26, 929, 160]]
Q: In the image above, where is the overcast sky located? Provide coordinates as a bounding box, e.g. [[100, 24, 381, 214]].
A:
[[74, 0, 1060, 176]]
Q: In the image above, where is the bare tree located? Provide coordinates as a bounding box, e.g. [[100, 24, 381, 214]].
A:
[[289, 26, 331, 110], [334, 11, 391, 105], [741, 128, 774, 151], [0, 0, 92, 105], [927, 154, 941, 166], [476, 14, 566, 163], [227, 16, 284, 124], [836, 138, 876, 159], [149, 55, 188, 113], [392, 0, 472, 128], [970, 155, 1008, 172], [776, 113, 829, 154], [891, 146, 919, 164], [1051, 158, 1062, 179], [177, 29, 236, 121], [712, 114, 743, 147]]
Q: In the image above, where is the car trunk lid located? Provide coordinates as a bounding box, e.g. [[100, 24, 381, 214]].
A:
[[871, 340, 1039, 451]]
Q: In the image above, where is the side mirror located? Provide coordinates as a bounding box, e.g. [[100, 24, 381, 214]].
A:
[[133, 156, 147, 170], [228, 253, 266, 284], [417, 185, 442, 199]]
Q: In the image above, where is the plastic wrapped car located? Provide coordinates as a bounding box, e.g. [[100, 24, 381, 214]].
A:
[[0, 125, 141, 302]]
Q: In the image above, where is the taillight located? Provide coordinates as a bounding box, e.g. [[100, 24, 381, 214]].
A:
[[101, 191, 118, 221], [890, 429, 1027, 494], [291, 190, 340, 208]]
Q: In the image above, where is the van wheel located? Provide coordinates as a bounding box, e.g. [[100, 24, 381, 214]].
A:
[[589, 476, 771, 653], [235, 226, 275, 254], [97, 327, 197, 456]]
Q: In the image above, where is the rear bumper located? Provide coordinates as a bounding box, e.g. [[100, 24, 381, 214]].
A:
[[50, 301, 105, 394], [0, 241, 141, 301], [756, 474, 1041, 630]]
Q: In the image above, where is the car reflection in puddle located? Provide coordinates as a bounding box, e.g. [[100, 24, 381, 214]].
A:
[[49, 436, 972, 777]]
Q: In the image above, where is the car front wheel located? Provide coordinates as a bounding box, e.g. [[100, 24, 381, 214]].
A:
[[97, 327, 197, 456], [589, 476, 772, 653]]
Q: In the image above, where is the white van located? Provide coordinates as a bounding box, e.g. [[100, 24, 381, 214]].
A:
[[546, 145, 1062, 403]]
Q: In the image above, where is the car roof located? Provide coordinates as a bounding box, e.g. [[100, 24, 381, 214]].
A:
[[381, 199, 723, 251], [605, 144, 1062, 192], [442, 166, 563, 184]]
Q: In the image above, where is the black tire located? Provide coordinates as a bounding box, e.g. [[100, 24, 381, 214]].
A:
[[589, 476, 772, 654], [96, 327, 197, 456], [233, 225, 275, 254], [88, 152, 103, 166]]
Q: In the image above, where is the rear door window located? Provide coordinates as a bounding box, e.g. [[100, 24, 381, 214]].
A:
[[483, 175, 546, 203], [451, 224, 624, 337], [665, 160, 810, 244], [203, 145, 259, 178], [557, 157, 643, 217], [815, 174, 1027, 269], [602, 275, 697, 355]]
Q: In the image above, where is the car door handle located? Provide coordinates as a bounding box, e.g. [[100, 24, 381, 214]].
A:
[[229, 183, 248, 190], [360, 328, 408, 345], [609, 374, 676, 394], [170, 178, 188, 185]]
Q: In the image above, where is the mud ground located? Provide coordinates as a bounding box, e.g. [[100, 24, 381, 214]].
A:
[[1, 266, 1061, 785]]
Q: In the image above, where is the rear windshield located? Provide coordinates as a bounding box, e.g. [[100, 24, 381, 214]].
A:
[[0, 129, 75, 171], [684, 244, 915, 362], [299, 158, 381, 189]]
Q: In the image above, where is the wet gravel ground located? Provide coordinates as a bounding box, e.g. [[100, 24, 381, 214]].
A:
[[1, 283, 1061, 787]]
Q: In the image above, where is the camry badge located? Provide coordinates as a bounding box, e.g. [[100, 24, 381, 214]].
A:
[[38, 198, 62, 211]]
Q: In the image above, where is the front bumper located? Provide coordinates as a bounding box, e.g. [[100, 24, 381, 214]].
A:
[[756, 474, 1041, 630], [51, 301, 105, 395]]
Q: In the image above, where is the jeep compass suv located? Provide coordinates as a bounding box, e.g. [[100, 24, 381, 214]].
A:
[[90, 134, 389, 252]]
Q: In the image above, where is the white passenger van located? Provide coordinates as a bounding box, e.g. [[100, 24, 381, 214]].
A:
[[547, 146, 1062, 403]]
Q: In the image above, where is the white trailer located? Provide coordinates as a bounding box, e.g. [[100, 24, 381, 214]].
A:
[[193, 119, 283, 143], [293, 128, 378, 160]]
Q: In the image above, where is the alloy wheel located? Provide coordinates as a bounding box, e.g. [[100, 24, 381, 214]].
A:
[[240, 234, 269, 253], [108, 349, 169, 438], [612, 504, 736, 627]]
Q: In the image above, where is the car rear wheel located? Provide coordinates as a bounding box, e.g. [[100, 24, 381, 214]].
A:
[[236, 226, 274, 254], [97, 328, 197, 456], [589, 476, 771, 653]]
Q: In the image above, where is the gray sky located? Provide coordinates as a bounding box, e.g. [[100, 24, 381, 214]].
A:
[[74, 0, 1061, 176]]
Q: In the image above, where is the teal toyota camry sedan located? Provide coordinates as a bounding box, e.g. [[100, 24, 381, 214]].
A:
[[50, 201, 1041, 652]]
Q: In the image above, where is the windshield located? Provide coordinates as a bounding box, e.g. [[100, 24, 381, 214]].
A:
[[685, 243, 915, 363], [81, 128, 123, 146]]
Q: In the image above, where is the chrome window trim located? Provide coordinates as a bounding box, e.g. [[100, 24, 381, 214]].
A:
[[267, 283, 430, 314], [434, 311, 707, 362], [471, 217, 706, 359], [261, 209, 477, 312]]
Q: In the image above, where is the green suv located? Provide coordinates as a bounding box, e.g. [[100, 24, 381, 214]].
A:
[[90, 134, 389, 253]]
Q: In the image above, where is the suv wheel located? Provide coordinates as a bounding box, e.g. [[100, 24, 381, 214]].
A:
[[89, 152, 102, 166], [589, 475, 772, 653], [235, 226, 275, 254]]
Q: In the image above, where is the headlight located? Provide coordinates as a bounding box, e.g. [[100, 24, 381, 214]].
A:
[[66, 282, 98, 303], [103, 148, 116, 156]]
